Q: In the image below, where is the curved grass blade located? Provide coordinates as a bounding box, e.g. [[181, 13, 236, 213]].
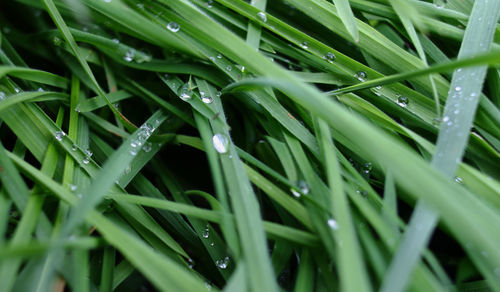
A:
[[332, 0, 360, 42]]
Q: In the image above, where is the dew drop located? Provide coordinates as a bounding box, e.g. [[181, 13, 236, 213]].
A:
[[354, 71, 366, 82], [143, 142, 152, 153], [125, 165, 131, 174], [216, 257, 229, 269], [123, 49, 135, 62], [226, 65, 232, 71], [323, 52, 336, 63], [85, 149, 93, 157], [291, 188, 301, 198], [206, 0, 213, 8], [210, 242, 214, 246], [202, 227, 210, 238], [112, 38, 119, 44], [178, 84, 193, 101], [212, 133, 229, 154], [442, 116, 450, 123], [298, 180, 309, 194], [217, 53, 222, 59], [54, 131, 66, 141], [455, 176, 464, 184], [82, 157, 90, 165], [396, 94, 409, 107], [103, 0, 111, 3], [362, 162, 372, 174], [0, 92, 5, 100], [300, 41, 309, 49], [188, 258, 195, 269], [130, 149, 138, 156], [70, 184, 77, 192], [167, 22, 180, 33], [327, 218, 339, 230], [201, 95, 213, 104], [455, 86, 462, 91], [71, 144, 78, 151], [37, 87, 44, 92], [257, 11, 267, 22]]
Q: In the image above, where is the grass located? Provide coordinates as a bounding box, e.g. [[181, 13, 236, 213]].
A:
[[0, 0, 500, 291]]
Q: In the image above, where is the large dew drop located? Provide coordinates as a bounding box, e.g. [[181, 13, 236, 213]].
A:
[[178, 84, 193, 101], [327, 219, 339, 230], [257, 12, 267, 22], [167, 22, 180, 33], [54, 131, 66, 141], [212, 133, 229, 154], [396, 95, 409, 107]]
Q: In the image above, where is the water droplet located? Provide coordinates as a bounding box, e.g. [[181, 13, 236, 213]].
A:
[[455, 86, 462, 91], [209, 56, 215, 62], [124, 49, 135, 62], [143, 142, 152, 152], [112, 38, 120, 44], [188, 258, 195, 269], [104, 0, 111, 3], [54, 131, 66, 141], [77, 193, 83, 199], [85, 149, 93, 157], [202, 227, 210, 238], [37, 87, 44, 92], [327, 219, 339, 230], [216, 257, 229, 269], [70, 184, 77, 192], [226, 65, 232, 71], [212, 133, 229, 154], [298, 180, 309, 194], [206, 0, 213, 8], [362, 162, 372, 175], [0, 92, 5, 100], [201, 95, 213, 104], [257, 11, 267, 22], [323, 52, 336, 63], [167, 22, 180, 33], [205, 282, 212, 290], [14, 88, 20, 93], [125, 165, 131, 174], [216, 91, 222, 97], [130, 149, 138, 156], [300, 41, 309, 49], [442, 116, 450, 123], [455, 176, 463, 184], [210, 242, 214, 246], [83, 157, 90, 165], [217, 53, 222, 59], [71, 144, 78, 151], [291, 188, 301, 198], [354, 71, 367, 82], [178, 84, 193, 101], [396, 95, 409, 107]]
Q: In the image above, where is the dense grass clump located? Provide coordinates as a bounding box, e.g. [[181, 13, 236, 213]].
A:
[[1, 0, 500, 291]]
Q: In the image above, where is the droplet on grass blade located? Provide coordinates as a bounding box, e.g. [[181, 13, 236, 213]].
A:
[[327, 219, 339, 230], [257, 12, 267, 22], [54, 131, 66, 141], [167, 22, 180, 33], [212, 133, 229, 154], [323, 52, 336, 63], [396, 95, 409, 107]]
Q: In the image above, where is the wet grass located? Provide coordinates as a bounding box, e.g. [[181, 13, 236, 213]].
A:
[[0, 0, 500, 291]]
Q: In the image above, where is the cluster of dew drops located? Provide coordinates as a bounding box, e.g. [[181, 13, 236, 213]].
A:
[[201, 225, 230, 270]]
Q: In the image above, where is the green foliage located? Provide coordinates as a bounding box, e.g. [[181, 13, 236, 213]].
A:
[[0, 0, 499, 291]]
